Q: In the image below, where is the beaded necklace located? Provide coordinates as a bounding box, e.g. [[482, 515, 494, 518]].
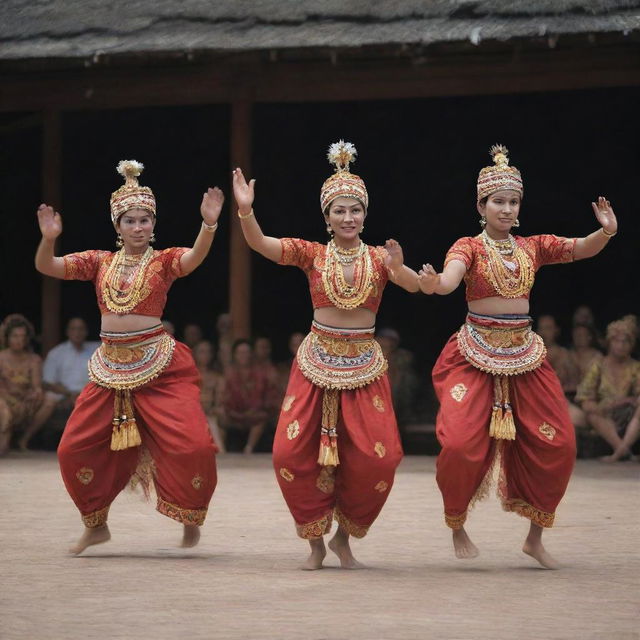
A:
[[101, 247, 154, 314], [480, 230, 535, 299], [322, 239, 373, 310]]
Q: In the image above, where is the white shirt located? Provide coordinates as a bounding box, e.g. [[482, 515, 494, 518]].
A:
[[43, 340, 100, 393]]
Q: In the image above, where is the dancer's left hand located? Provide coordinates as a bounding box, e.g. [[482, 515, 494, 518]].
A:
[[201, 187, 224, 225], [591, 196, 617, 235], [384, 239, 404, 271]]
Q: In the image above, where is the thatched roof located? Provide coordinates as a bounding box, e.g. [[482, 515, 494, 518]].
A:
[[2, 0, 639, 62]]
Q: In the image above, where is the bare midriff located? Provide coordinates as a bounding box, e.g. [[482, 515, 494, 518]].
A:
[[100, 313, 163, 333], [313, 306, 376, 329], [468, 296, 530, 317]]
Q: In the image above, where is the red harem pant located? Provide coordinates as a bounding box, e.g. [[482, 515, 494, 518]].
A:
[[433, 335, 576, 529], [273, 362, 403, 539], [58, 342, 217, 528]]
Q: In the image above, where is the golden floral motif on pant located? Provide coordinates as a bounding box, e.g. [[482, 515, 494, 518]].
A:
[[538, 422, 556, 441], [374, 480, 389, 493], [374, 441, 386, 458], [372, 395, 385, 412], [76, 467, 94, 485], [279, 467, 295, 482], [444, 511, 467, 530], [502, 498, 555, 528], [296, 512, 333, 539], [316, 466, 336, 494], [450, 383, 468, 403], [157, 497, 207, 526], [191, 474, 204, 490], [82, 506, 109, 528], [287, 420, 300, 440], [282, 395, 295, 412], [334, 506, 369, 538]]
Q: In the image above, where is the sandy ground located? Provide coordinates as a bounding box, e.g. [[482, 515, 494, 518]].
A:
[[0, 452, 638, 640]]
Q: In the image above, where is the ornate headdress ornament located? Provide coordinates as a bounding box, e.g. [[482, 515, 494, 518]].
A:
[[110, 160, 156, 224], [320, 140, 369, 212], [477, 144, 523, 202]]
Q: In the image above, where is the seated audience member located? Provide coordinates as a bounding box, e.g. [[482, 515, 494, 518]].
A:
[[376, 327, 419, 426], [0, 314, 57, 453], [215, 312, 233, 372], [276, 331, 305, 399], [537, 315, 579, 395], [223, 340, 276, 454], [572, 304, 605, 350], [182, 322, 204, 349], [576, 315, 640, 462], [254, 336, 280, 418], [192, 339, 226, 453], [161, 319, 176, 336], [569, 323, 603, 381]]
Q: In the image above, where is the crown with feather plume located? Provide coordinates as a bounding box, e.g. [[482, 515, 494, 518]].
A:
[[477, 144, 523, 202], [320, 140, 369, 212], [110, 160, 156, 224]]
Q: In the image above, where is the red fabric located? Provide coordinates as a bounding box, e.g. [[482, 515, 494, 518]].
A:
[[62, 247, 189, 317], [58, 342, 217, 523], [273, 362, 403, 538], [223, 365, 277, 428], [444, 234, 576, 301], [433, 335, 576, 527], [278, 238, 389, 313]]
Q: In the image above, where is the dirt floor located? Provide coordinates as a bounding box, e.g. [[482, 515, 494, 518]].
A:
[[1, 453, 638, 640]]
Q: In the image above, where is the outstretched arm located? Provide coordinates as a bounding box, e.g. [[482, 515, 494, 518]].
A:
[[574, 196, 618, 261], [180, 187, 224, 274], [35, 204, 65, 279], [232, 168, 283, 263], [384, 239, 420, 292], [417, 259, 466, 295]]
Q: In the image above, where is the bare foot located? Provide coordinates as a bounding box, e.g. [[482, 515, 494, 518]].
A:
[[328, 528, 365, 569], [523, 538, 560, 569], [301, 538, 326, 571], [181, 524, 201, 548], [452, 527, 479, 559], [69, 525, 111, 555]]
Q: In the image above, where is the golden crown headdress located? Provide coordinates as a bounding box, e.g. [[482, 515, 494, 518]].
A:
[[320, 140, 369, 212], [110, 160, 156, 224], [477, 144, 523, 202]]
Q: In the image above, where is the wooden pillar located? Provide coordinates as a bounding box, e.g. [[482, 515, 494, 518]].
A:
[[229, 98, 253, 340], [41, 110, 62, 354]]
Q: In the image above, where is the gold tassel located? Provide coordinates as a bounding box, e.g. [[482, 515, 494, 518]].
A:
[[318, 389, 340, 467], [489, 376, 516, 440], [110, 389, 142, 451]]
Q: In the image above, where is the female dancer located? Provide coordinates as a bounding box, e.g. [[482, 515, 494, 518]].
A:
[[233, 141, 419, 569], [418, 145, 618, 568], [35, 160, 222, 554]]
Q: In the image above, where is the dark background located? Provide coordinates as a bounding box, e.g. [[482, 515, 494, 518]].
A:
[[2, 85, 638, 371]]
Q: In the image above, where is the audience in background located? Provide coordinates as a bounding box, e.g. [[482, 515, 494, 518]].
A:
[[161, 319, 176, 336], [182, 322, 204, 349], [215, 312, 233, 372]]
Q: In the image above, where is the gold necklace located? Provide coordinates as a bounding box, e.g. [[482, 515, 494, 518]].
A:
[[101, 247, 154, 313], [480, 232, 534, 298], [322, 240, 373, 309]]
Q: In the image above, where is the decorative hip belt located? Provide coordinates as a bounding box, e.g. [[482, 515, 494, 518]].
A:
[[297, 321, 388, 468], [89, 324, 175, 451], [457, 313, 547, 441]]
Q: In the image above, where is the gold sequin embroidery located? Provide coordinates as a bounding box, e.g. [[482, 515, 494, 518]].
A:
[[372, 395, 385, 412], [191, 474, 204, 490], [374, 442, 386, 458], [76, 467, 94, 485], [282, 395, 295, 412], [450, 383, 468, 402], [374, 480, 389, 493], [280, 468, 295, 482], [287, 420, 300, 440], [316, 466, 336, 494], [538, 422, 556, 441]]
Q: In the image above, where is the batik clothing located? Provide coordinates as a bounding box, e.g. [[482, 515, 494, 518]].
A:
[[273, 322, 403, 539], [0, 354, 45, 430], [223, 365, 277, 430], [58, 326, 217, 528]]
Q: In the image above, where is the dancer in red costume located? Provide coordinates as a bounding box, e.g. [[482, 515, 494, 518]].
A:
[[233, 141, 419, 570], [418, 145, 618, 568], [35, 160, 223, 554]]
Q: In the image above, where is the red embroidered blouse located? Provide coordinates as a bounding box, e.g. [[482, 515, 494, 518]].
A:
[[278, 238, 389, 313], [444, 234, 576, 301], [62, 247, 189, 316]]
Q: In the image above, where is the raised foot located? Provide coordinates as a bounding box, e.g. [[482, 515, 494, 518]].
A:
[[452, 527, 479, 560], [301, 539, 326, 571], [522, 539, 560, 569], [69, 525, 111, 555], [328, 535, 365, 570], [181, 524, 201, 548]]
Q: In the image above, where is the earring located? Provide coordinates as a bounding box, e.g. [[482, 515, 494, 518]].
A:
[[512, 219, 520, 228], [479, 217, 487, 228], [360, 224, 365, 233], [149, 232, 156, 243], [116, 233, 124, 248], [326, 225, 334, 236]]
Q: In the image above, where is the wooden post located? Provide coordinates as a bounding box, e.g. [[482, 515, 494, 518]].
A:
[[229, 98, 253, 340], [40, 110, 62, 354]]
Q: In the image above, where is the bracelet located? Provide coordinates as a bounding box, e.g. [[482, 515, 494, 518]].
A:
[[238, 209, 254, 220], [601, 227, 617, 237], [202, 220, 218, 233]]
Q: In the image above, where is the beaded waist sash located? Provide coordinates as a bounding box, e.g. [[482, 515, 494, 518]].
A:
[[89, 325, 175, 451], [296, 321, 388, 468], [457, 313, 546, 441]]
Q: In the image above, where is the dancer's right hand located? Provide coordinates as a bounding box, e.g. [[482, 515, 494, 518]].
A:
[[232, 168, 255, 216], [37, 204, 63, 240], [417, 263, 439, 294]]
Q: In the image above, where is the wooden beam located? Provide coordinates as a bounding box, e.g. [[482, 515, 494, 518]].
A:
[[229, 97, 253, 340], [40, 110, 62, 355]]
